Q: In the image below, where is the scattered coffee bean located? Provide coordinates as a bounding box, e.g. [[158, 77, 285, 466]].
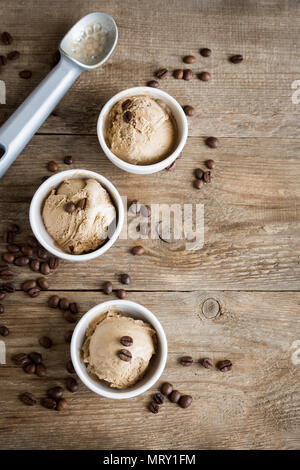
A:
[[66, 377, 78, 393], [1, 269, 13, 281], [2, 252, 15, 264], [27, 236, 38, 248], [120, 336, 133, 347], [205, 159, 216, 169], [39, 336, 52, 349], [118, 349, 132, 362], [7, 50, 20, 60], [183, 69, 193, 80], [199, 71, 211, 82], [0, 262, 9, 271], [180, 356, 193, 366], [70, 302, 79, 314], [194, 168, 204, 180], [183, 55, 196, 64], [37, 248, 48, 260], [49, 257, 59, 270], [217, 359, 232, 372], [131, 245, 144, 256], [63, 155, 73, 165], [15, 256, 29, 266], [48, 295, 60, 308], [200, 48, 212, 57], [4, 231, 15, 243], [64, 202, 76, 214], [123, 110, 133, 123], [19, 392, 37, 406], [161, 382, 173, 396], [173, 69, 184, 79], [63, 310, 77, 323], [193, 179, 204, 190], [60, 298, 70, 310], [147, 80, 159, 88], [7, 244, 20, 253], [47, 386, 64, 400], [103, 280, 112, 294], [178, 395, 193, 408], [24, 363, 36, 374], [0, 304, 4, 314], [149, 401, 160, 414], [156, 68, 168, 79], [28, 352, 42, 365], [30, 259, 40, 272], [21, 245, 33, 257], [47, 160, 58, 172], [153, 393, 164, 405], [0, 292, 6, 301], [40, 262, 50, 275], [0, 55, 7, 66], [116, 289, 126, 299], [56, 398, 68, 411], [183, 105, 195, 117], [41, 397, 57, 410], [66, 359, 75, 374], [0, 325, 9, 336], [36, 363, 47, 377], [19, 70, 32, 79], [64, 330, 73, 344], [2, 282, 15, 293], [203, 171, 212, 183], [12, 353, 29, 366], [122, 99, 132, 110], [169, 390, 181, 403], [205, 136, 219, 148], [76, 198, 88, 210], [200, 357, 214, 369], [120, 274, 131, 285], [37, 278, 49, 290], [2, 32, 13, 45], [230, 54, 243, 64]]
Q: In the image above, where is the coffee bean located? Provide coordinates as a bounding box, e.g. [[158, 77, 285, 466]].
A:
[[149, 401, 160, 414], [122, 99, 132, 110], [123, 110, 133, 123], [40, 262, 50, 275], [161, 382, 173, 396], [2, 252, 15, 264], [1, 270, 14, 281], [0, 292, 6, 301], [70, 302, 79, 314], [205, 159, 216, 169], [120, 336, 133, 347], [0, 262, 9, 271], [63, 155, 73, 165], [7, 244, 20, 253], [118, 349, 132, 362], [41, 397, 57, 410], [14, 256, 29, 266], [66, 359, 75, 374], [12, 353, 29, 366], [24, 363, 36, 374], [165, 160, 176, 171], [64, 330, 73, 343], [200, 357, 214, 369], [49, 257, 59, 270], [76, 198, 88, 210], [217, 359, 232, 372], [2, 32, 13, 45], [63, 310, 77, 323], [30, 259, 40, 272], [116, 289, 126, 299], [153, 393, 164, 404], [0, 304, 4, 314], [193, 179, 204, 190], [183, 105, 195, 117], [173, 69, 184, 79], [178, 395, 193, 408], [19, 392, 37, 406], [0, 325, 9, 336], [147, 80, 159, 88], [47, 160, 58, 172], [37, 248, 48, 260], [4, 231, 15, 243], [64, 202, 76, 213], [56, 398, 68, 411], [28, 352, 42, 365], [48, 295, 60, 308], [21, 245, 33, 257], [199, 71, 211, 82], [36, 363, 47, 377], [59, 298, 70, 310], [103, 281, 113, 294], [0, 55, 7, 66], [27, 236, 38, 248], [39, 336, 52, 349], [180, 356, 193, 366], [7, 50, 20, 60], [200, 48, 212, 57], [194, 168, 204, 180], [230, 54, 243, 64], [205, 136, 219, 148], [19, 70, 32, 79], [120, 273, 131, 285], [183, 55, 196, 64], [131, 245, 144, 256], [183, 69, 193, 80], [47, 386, 64, 400], [156, 68, 168, 79], [2, 282, 15, 293], [27, 287, 40, 298], [37, 277, 49, 290], [169, 390, 181, 403], [66, 377, 78, 393], [203, 171, 212, 183]]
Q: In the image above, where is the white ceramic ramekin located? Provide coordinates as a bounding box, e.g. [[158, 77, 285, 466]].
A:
[[29, 169, 124, 262], [97, 86, 188, 175], [71, 300, 168, 399]]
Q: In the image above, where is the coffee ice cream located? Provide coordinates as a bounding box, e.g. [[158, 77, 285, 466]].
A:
[[42, 178, 116, 255], [82, 310, 157, 389], [105, 95, 177, 165]]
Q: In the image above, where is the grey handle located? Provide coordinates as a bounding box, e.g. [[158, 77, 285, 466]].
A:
[[0, 55, 82, 178]]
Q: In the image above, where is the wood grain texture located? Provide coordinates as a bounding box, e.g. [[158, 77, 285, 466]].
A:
[[0, 291, 299, 450]]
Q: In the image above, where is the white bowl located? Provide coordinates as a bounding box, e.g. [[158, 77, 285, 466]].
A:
[[97, 86, 188, 175], [29, 169, 124, 262], [71, 300, 168, 399]]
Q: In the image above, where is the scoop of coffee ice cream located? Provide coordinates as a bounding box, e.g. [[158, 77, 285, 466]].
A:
[[82, 310, 157, 389], [105, 95, 177, 165], [42, 178, 116, 255]]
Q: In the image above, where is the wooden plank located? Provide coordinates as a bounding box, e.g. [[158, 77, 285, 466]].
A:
[[0, 290, 299, 450]]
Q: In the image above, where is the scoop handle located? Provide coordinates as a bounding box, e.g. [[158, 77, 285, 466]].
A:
[[0, 55, 82, 178]]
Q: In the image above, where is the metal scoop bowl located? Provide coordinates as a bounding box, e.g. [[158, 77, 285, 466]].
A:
[[0, 12, 118, 178]]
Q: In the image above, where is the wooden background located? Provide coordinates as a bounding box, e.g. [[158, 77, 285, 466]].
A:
[[0, 0, 299, 450]]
